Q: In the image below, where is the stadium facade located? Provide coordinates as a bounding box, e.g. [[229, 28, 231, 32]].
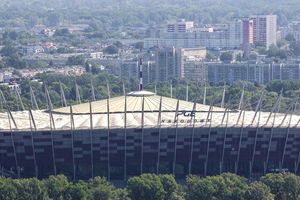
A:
[[1, 90, 300, 180]]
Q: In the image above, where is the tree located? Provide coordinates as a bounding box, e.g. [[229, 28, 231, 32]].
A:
[[66, 56, 85, 66], [112, 189, 131, 200], [0, 177, 17, 200], [127, 174, 166, 200], [244, 182, 274, 200], [186, 173, 248, 200], [267, 45, 289, 59], [63, 181, 89, 200], [185, 175, 216, 200], [285, 33, 296, 42], [260, 173, 300, 200], [0, 45, 18, 57], [159, 175, 180, 200], [88, 177, 116, 200], [114, 41, 123, 48], [5, 56, 27, 69], [134, 42, 144, 50], [85, 62, 91, 73], [220, 52, 233, 63], [13, 178, 49, 200], [206, 51, 214, 60], [54, 28, 71, 37], [236, 53, 243, 62], [290, 41, 300, 56], [104, 45, 119, 54], [43, 174, 70, 200]]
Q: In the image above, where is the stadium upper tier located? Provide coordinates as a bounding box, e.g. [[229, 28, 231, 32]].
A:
[[0, 91, 299, 131]]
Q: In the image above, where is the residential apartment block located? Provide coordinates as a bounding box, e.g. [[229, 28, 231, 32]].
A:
[[207, 63, 300, 85], [250, 14, 277, 47]]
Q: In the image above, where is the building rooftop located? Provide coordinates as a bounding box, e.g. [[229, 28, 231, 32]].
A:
[[0, 91, 299, 132]]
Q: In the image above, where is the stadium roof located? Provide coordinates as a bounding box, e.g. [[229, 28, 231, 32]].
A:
[[0, 90, 299, 132]]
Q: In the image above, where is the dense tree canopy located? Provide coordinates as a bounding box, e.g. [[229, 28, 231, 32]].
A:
[[1, 173, 300, 200]]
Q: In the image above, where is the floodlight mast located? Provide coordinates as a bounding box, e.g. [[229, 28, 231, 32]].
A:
[[139, 58, 143, 91]]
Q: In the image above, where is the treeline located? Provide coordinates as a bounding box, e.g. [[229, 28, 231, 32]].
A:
[[0, 0, 299, 28], [2, 72, 300, 113], [1, 172, 300, 200]]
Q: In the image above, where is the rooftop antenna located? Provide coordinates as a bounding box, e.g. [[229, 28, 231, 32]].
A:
[[59, 82, 67, 107], [203, 84, 207, 105], [186, 83, 189, 101], [75, 83, 81, 104], [139, 58, 143, 91], [221, 84, 226, 108], [30, 84, 39, 110], [15, 87, 25, 111], [91, 80, 96, 101]]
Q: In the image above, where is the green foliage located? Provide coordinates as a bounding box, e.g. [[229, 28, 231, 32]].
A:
[[159, 174, 179, 199], [285, 33, 296, 42], [133, 42, 144, 50], [244, 182, 274, 200], [0, 43, 27, 69], [13, 178, 49, 200], [66, 55, 85, 66], [220, 52, 233, 63], [0, 177, 17, 200], [104, 45, 119, 55], [261, 173, 300, 200], [112, 189, 131, 200], [290, 41, 300, 56], [267, 45, 290, 60], [54, 28, 71, 37], [127, 174, 167, 200], [186, 173, 248, 200], [1, 173, 300, 200], [63, 181, 89, 200], [43, 174, 70, 200]]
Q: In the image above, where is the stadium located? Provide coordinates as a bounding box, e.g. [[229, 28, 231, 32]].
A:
[[1, 89, 300, 180]]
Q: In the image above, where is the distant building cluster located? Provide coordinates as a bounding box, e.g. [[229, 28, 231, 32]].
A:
[[120, 46, 300, 86], [144, 14, 277, 50]]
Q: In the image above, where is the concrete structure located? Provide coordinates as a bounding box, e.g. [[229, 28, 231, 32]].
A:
[[120, 60, 155, 84], [242, 19, 254, 51], [1, 90, 300, 180], [182, 61, 207, 83], [154, 47, 206, 82], [144, 20, 244, 49], [154, 47, 182, 82], [250, 14, 277, 48], [167, 21, 194, 32], [207, 63, 300, 85]]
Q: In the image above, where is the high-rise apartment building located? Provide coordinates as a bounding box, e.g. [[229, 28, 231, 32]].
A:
[[250, 14, 277, 47], [154, 47, 206, 82], [241, 19, 254, 50], [154, 47, 182, 82]]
